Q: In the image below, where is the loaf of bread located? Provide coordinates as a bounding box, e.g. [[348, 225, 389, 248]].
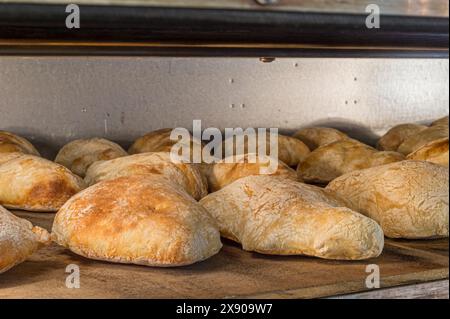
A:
[[200, 175, 384, 260], [1, 205, 50, 273], [377, 123, 428, 151], [52, 175, 222, 267], [129, 128, 203, 156], [397, 124, 449, 155], [297, 139, 404, 184], [326, 160, 449, 239], [204, 153, 299, 192], [293, 127, 348, 151], [0, 154, 85, 212], [84, 152, 207, 200], [55, 138, 128, 177], [0, 131, 40, 156], [222, 132, 310, 167], [406, 137, 449, 166], [432, 115, 449, 127]]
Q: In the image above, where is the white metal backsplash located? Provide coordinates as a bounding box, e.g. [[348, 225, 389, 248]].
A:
[[0, 57, 448, 158]]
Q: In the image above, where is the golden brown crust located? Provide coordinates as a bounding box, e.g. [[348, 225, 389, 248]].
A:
[[128, 128, 203, 157], [1, 205, 50, 274], [84, 152, 207, 200], [52, 175, 222, 267], [377, 123, 428, 151], [0, 154, 85, 212], [297, 139, 404, 184], [406, 137, 449, 166], [128, 128, 174, 154], [222, 133, 310, 167], [0, 131, 40, 156], [206, 154, 299, 192], [326, 160, 449, 239], [293, 127, 349, 150], [200, 175, 384, 260], [0, 152, 23, 165], [55, 138, 128, 177], [397, 125, 449, 155]]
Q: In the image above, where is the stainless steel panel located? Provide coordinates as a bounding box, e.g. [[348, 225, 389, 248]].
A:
[[0, 57, 448, 158], [1, 0, 449, 17]]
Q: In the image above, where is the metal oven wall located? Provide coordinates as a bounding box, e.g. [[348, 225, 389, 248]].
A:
[[0, 57, 448, 158]]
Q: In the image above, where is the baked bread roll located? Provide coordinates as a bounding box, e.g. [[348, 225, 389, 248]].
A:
[[205, 153, 299, 192], [1, 205, 50, 273], [293, 127, 348, 151], [222, 132, 310, 167], [397, 124, 449, 155], [326, 160, 449, 239], [0, 131, 40, 156], [55, 138, 127, 177], [129, 128, 203, 155], [0, 154, 85, 212], [52, 175, 222, 267], [377, 123, 428, 151], [84, 152, 207, 200], [200, 175, 383, 260], [431, 115, 449, 127], [297, 139, 404, 184], [406, 137, 449, 166]]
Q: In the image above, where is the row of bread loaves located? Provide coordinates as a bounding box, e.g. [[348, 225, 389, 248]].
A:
[[1, 118, 448, 272]]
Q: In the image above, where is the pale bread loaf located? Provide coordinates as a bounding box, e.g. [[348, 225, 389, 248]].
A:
[[293, 127, 348, 151], [326, 160, 449, 239], [55, 138, 127, 177], [0, 131, 40, 156], [205, 153, 299, 192], [1, 205, 50, 273], [129, 128, 203, 156], [200, 175, 384, 260], [377, 123, 428, 151], [222, 132, 310, 167], [297, 139, 404, 184]]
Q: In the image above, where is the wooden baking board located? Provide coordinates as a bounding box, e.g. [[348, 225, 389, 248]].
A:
[[0, 211, 448, 299]]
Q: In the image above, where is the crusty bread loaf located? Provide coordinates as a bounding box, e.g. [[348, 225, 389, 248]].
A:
[[377, 123, 428, 151], [326, 160, 449, 239], [431, 115, 449, 127], [129, 128, 203, 155], [222, 132, 310, 167], [129, 128, 174, 153], [52, 175, 222, 267], [1, 205, 50, 273], [0, 154, 85, 212], [0, 131, 40, 156], [200, 175, 384, 260], [406, 137, 449, 166], [293, 127, 348, 150], [297, 139, 404, 184], [397, 124, 449, 155], [84, 152, 207, 200], [55, 138, 127, 177], [205, 153, 299, 192]]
